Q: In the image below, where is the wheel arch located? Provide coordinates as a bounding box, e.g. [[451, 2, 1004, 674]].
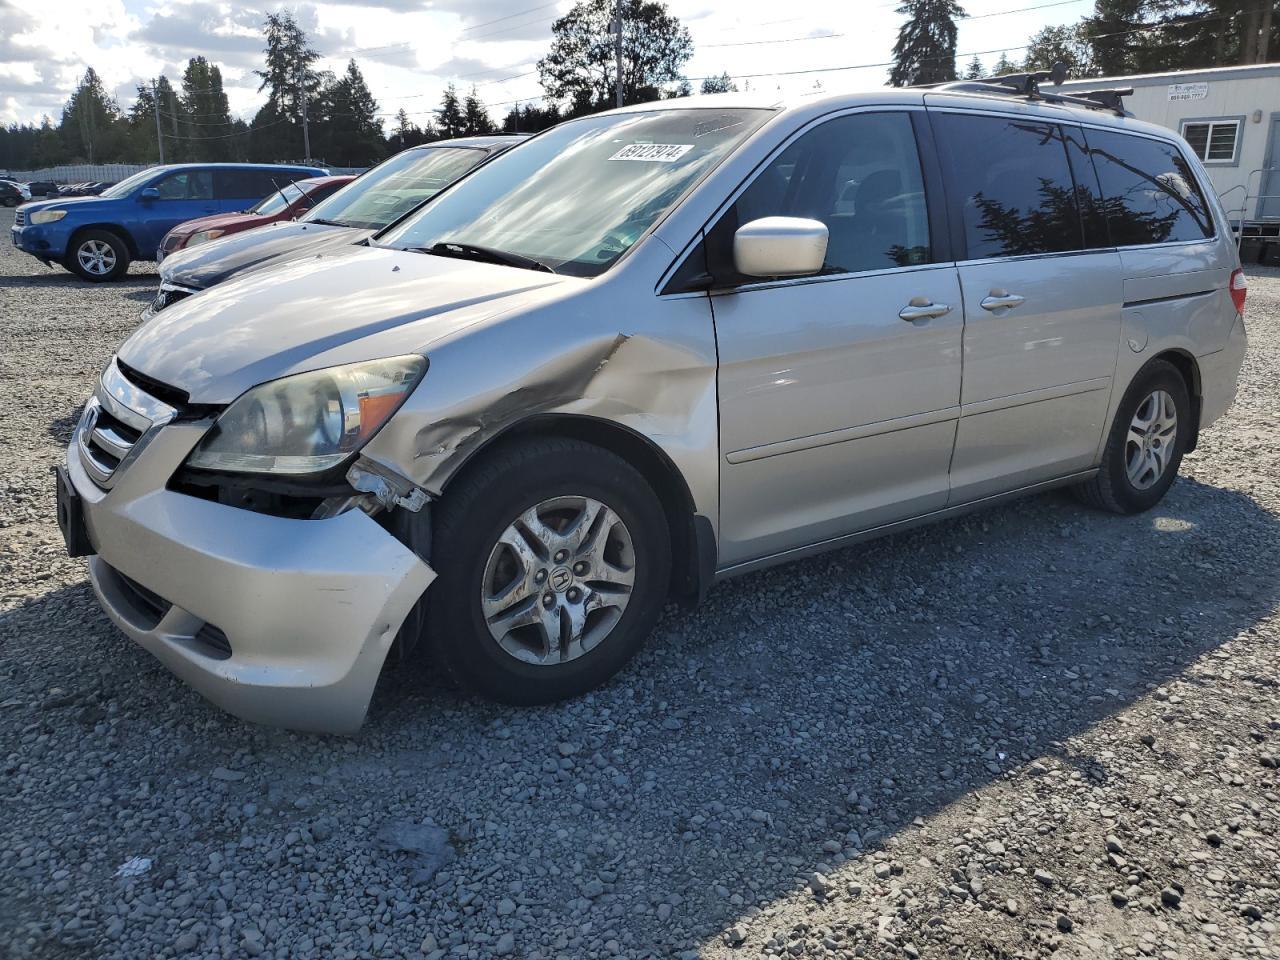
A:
[[441, 413, 715, 606], [1148, 348, 1202, 452], [67, 223, 139, 261]]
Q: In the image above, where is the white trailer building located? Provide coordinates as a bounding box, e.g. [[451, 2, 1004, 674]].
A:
[[1058, 63, 1280, 246]]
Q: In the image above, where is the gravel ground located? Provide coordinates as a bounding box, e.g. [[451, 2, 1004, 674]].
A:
[[1, 204, 1277, 960]]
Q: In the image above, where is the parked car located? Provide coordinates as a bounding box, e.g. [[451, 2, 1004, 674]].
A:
[[25, 180, 60, 198], [10, 163, 325, 281], [156, 175, 354, 262], [57, 85, 1247, 733], [148, 137, 521, 313], [0, 180, 29, 206]]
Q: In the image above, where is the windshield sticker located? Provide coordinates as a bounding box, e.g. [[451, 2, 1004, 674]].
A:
[[608, 143, 694, 163]]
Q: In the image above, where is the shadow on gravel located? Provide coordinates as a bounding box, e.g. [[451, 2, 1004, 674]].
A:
[[3, 476, 1277, 956]]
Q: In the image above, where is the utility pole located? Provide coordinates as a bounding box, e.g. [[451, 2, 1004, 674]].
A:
[[614, 0, 624, 108], [299, 66, 311, 161], [152, 79, 165, 164]]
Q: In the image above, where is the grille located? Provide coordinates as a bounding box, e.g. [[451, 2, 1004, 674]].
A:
[[78, 400, 144, 487], [149, 283, 196, 314], [15, 209, 26, 226]]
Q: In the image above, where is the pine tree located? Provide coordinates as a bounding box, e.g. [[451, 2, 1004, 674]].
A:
[[325, 60, 385, 165], [437, 84, 465, 138], [462, 87, 494, 135], [700, 72, 738, 94], [1023, 23, 1097, 77], [59, 68, 123, 164], [888, 0, 967, 87], [963, 55, 984, 79], [991, 51, 1020, 75], [181, 57, 235, 161]]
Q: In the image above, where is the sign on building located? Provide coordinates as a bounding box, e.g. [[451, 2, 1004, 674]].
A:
[[1168, 82, 1210, 101]]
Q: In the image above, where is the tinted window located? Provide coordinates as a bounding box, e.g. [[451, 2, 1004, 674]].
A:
[[935, 114, 1083, 259], [706, 111, 933, 280], [1063, 126, 1111, 249], [217, 169, 301, 201], [1085, 130, 1214, 245], [153, 170, 213, 200], [250, 181, 306, 215]]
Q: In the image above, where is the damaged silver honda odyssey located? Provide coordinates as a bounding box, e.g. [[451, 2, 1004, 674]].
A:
[[58, 79, 1247, 733]]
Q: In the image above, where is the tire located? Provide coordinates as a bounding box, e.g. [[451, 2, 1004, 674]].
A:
[[3, 196, 15, 207], [1074, 359, 1191, 514], [423, 436, 671, 705], [64, 229, 130, 282]]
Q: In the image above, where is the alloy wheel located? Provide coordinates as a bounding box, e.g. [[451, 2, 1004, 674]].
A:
[[77, 239, 117, 276], [480, 495, 636, 666], [1125, 389, 1178, 490]]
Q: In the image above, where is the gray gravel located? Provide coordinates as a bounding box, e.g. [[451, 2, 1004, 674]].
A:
[[1, 204, 1278, 959]]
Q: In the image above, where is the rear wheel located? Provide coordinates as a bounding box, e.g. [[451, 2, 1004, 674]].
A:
[[65, 229, 130, 282], [1075, 359, 1191, 514], [423, 437, 671, 704]]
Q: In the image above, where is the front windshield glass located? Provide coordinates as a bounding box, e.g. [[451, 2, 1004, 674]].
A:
[[252, 181, 305, 215], [377, 108, 771, 277], [100, 168, 160, 199], [302, 147, 486, 229]]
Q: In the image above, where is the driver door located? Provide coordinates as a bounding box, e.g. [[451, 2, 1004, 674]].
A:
[[710, 109, 964, 566], [136, 169, 216, 256]]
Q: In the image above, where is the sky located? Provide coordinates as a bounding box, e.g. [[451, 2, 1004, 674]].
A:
[[0, 0, 1097, 129]]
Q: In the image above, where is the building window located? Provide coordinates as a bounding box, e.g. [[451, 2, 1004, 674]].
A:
[[1181, 119, 1241, 164]]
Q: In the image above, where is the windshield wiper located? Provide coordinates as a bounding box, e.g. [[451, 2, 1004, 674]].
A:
[[307, 218, 352, 227], [418, 241, 556, 274]]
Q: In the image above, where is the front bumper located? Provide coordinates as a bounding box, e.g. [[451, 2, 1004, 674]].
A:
[[66, 369, 435, 734], [10, 222, 66, 260]]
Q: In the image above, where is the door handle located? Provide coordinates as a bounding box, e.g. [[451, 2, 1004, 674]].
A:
[[980, 291, 1026, 312], [898, 300, 952, 322]]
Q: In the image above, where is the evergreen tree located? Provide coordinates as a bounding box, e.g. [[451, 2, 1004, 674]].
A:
[[889, 0, 966, 86], [254, 11, 320, 158], [391, 108, 429, 150], [1023, 23, 1097, 77], [991, 51, 1020, 74], [437, 84, 465, 138], [963, 55, 985, 79], [500, 102, 562, 134], [181, 57, 235, 161], [325, 60, 385, 165], [537, 0, 693, 110], [462, 87, 495, 135], [700, 72, 738, 94], [59, 68, 123, 164]]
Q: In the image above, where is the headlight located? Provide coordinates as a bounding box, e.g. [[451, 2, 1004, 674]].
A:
[[29, 209, 67, 224], [187, 228, 226, 247], [185, 356, 426, 475]]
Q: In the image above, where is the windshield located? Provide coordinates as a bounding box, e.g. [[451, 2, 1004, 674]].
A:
[[302, 147, 486, 230], [252, 181, 306, 215], [377, 108, 770, 278], [99, 168, 162, 199]]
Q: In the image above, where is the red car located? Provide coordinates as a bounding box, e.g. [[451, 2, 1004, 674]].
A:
[[157, 175, 355, 261]]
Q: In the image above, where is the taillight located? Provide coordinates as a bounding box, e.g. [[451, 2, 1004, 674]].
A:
[[1230, 268, 1247, 315]]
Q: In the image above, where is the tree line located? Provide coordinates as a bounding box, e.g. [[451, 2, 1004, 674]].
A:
[[890, 0, 1278, 87], [2, 0, 1275, 172]]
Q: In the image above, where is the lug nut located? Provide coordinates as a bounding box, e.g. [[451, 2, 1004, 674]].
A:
[[566, 588, 581, 602], [535, 569, 547, 583], [554, 549, 569, 563], [543, 593, 555, 608], [572, 561, 588, 576]]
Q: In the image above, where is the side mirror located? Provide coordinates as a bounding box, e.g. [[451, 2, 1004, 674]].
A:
[[139, 187, 160, 203], [733, 217, 828, 278]]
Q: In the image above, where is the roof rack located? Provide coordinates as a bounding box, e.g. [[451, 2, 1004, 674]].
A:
[[923, 61, 1133, 117]]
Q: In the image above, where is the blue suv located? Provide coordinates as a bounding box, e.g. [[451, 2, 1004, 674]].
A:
[[11, 163, 325, 281]]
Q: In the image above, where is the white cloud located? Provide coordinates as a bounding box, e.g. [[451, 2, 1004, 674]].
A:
[[0, 0, 1094, 126]]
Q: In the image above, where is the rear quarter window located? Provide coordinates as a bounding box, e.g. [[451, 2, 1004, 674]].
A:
[[1084, 130, 1215, 245]]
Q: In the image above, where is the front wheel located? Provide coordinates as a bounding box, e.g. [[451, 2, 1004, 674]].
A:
[[65, 229, 130, 282], [1075, 359, 1191, 514], [3, 196, 16, 207], [424, 437, 671, 705]]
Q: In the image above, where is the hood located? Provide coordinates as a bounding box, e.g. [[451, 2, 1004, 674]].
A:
[[119, 245, 570, 403], [21, 196, 109, 215], [159, 220, 363, 290], [168, 211, 275, 238]]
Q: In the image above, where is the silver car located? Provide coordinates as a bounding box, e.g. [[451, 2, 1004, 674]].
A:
[[57, 84, 1248, 733]]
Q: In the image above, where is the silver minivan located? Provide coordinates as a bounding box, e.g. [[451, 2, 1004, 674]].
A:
[[57, 82, 1248, 732]]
